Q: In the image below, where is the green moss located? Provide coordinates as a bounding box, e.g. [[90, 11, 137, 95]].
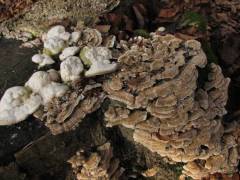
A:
[[134, 29, 150, 38], [180, 11, 207, 32], [168, 163, 185, 179]]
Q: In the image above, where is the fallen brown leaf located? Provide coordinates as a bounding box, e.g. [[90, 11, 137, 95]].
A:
[[95, 25, 111, 33], [158, 7, 178, 18]]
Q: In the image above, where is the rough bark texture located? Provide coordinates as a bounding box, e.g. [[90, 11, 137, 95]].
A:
[[0, 0, 120, 39]]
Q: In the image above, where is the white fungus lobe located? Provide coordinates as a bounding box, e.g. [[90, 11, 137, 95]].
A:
[[69, 31, 81, 44], [0, 86, 42, 125], [83, 46, 117, 77], [43, 37, 66, 55], [59, 46, 80, 61], [25, 71, 68, 104], [47, 25, 70, 41], [60, 56, 84, 82], [32, 54, 55, 68]]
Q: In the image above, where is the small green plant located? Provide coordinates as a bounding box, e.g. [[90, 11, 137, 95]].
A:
[[169, 163, 184, 179], [180, 11, 207, 32], [134, 29, 150, 38]]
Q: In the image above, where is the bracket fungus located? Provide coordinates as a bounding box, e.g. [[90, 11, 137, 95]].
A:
[[25, 71, 68, 104], [1, 24, 239, 179], [103, 31, 238, 179], [43, 37, 66, 56], [68, 142, 125, 180], [39, 82, 105, 135], [0, 25, 118, 131], [59, 46, 80, 61], [60, 56, 84, 83], [69, 31, 81, 45], [46, 25, 70, 41], [0, 86, 41, 125], [78, 28, 103, 47], [32, 54, 55, 68], [42, 25, 71, 56], [80, 46, 118, 77]]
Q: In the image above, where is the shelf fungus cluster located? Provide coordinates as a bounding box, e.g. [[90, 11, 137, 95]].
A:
[[0, 25, 240, 179], [103, 33, 240, 179], [0, 25, 117, 134], [68, 142, 125, 180]]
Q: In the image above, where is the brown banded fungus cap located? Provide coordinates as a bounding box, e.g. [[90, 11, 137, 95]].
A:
[[182, 121, 240, 179], [68, 142, 124, 180], [39, 81, 105, 135], [78, 28, 103, 47], [103, 31, 238, 179]]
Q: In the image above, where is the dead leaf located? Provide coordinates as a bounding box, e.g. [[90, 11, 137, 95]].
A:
[[95, 25, 111, 33], [158, 7, 178, 18]]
